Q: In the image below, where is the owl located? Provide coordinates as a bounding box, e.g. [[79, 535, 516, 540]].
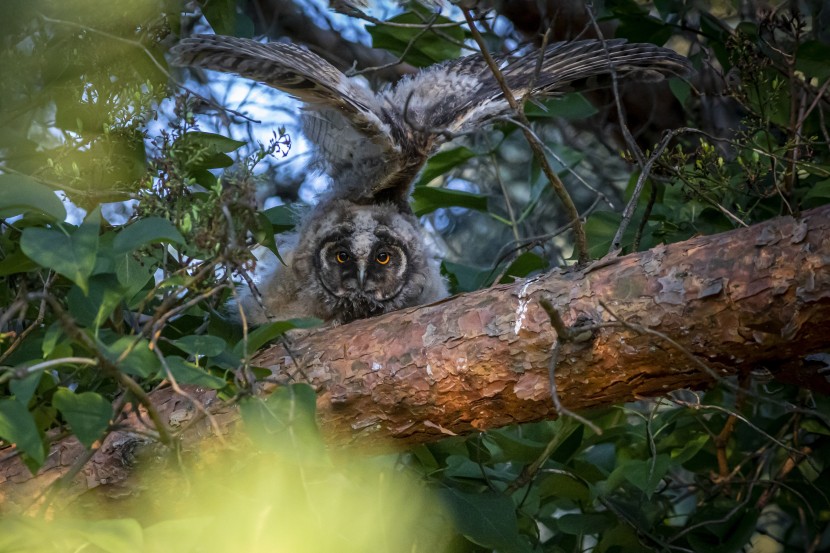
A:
[[171, 33, 691, 325]]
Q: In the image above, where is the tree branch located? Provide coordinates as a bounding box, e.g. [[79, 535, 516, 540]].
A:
[[1, 205, 829, 512]]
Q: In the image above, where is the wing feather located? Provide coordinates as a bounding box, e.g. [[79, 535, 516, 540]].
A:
[[172, 35, 692, 208], [386, 39, 692, 138], [171, 34, 400, 202]]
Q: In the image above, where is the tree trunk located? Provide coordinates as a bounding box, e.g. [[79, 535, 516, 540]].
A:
[[2, 205, 829, 512]]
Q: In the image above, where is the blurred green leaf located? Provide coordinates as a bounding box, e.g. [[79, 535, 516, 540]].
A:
[[616, 14, 673, 44], [179, 131, 245, 153], [66, 274, 123, 328], [176, 132, 245, 172], [163, 356, 226, 389], [796, 41, 830, 79], [368, 11, 464, 67], [0, 398, 45, 467], [236, 318, 321, 356], [201, 0, 254, 37], [416, 147, 476, 187], [102, 337, 160, 379], [498, 251, 549, 283], [438, 489, 526, 551], [411, 187, 488, 216], [525, 93, 599, 120], [53, 388, 112, 448], [74, 519, 144, 553], [620, 455, 670, 497], [113, 217, 185, 254], [0, 174, 66, 221], [584, 210, 623, 257], [555, 512, 615, 535], [20, 210, 100, 294], [171, 335, 227, 357], [687, 508, 759, 553], [239, 383, 324, 459], [441, 261, 491, 293], [0, 249, 39, 276], [10, 371, 42, 405]]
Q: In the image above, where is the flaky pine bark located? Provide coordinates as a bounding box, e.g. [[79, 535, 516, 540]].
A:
[[1, 205, 829, 511]]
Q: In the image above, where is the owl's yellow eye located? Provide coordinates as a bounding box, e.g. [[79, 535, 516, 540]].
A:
[[376, 252, 391, 265], [335, 251, 349, 264]]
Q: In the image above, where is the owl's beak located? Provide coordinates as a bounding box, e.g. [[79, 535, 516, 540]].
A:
[[357, 263, 367, 288]]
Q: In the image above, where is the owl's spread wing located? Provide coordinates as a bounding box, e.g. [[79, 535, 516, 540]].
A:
[[171, 34, 400, 202], [386, 38, 692, 139], [173, 35, 691, 208]]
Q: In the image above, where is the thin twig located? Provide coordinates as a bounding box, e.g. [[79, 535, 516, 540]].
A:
[[584, 4, 645, 169], [30, 293, 174, 445], [538, 298, 602, 434], [462, 8, 590, 263], [609, 127, 693, 254]]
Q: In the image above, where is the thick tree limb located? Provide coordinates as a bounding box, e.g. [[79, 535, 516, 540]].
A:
[[268, 204, 830, 446], [1, 205, 829, 512]]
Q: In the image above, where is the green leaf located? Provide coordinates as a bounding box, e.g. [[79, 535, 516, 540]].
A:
[[236, 318, 321, 356], [484, 429, 547, 463], [41, 322, 63, 358], [114, 254, 153, 298], [584, 210, 623, 257], [438, 489, 525, 551], [66, 274, 123, 328], [671, 433, 709, 464], [182, 131, 246, 153], [175, 131, 245, 173], [616, 14, 673, 45], [0, 248, 39, 276], [10, 371, 42, 405], [20, 208, 101, 294], [20, 210, 100, 294], [239, 383, 324, 459], [441, 261, 491, 293], [368, 11, 464, 67], [202, 0, 235, 35], [171, 335, 227, 357], [497, 251, 549, 283], [53, 388, 112, 448], [796, 41, 830, 79], [669, 78, 691, 105], [0, 174, 66, 221], [73, 518, 144, 553], [802, 178, 830, 209], [113, 217, 185, 254], [525, 93, 599, 120], [102, 337, 160, 378], [537, 473, 591, 502], [0, 398, 45, 466], [145, 518, 213, 553], [261, 204, 297, 233], [410, 187, 488, 216], [164, 356, 226, 389], [415, 147, 476, 187], [555, 512, 615, 535], [801, 418, 830, 436], [687, 507, 759, 553], [621, 455, 671, 497]]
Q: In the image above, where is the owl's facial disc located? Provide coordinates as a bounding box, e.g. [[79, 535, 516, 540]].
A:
[[316, 228, 410, 305]]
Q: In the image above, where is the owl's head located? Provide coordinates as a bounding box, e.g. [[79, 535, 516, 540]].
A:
[[293, 200, 442, 323]]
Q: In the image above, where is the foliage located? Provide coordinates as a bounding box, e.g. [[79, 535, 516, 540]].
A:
[[1, 0, 829, 552], [0, 383, 452, 553]]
